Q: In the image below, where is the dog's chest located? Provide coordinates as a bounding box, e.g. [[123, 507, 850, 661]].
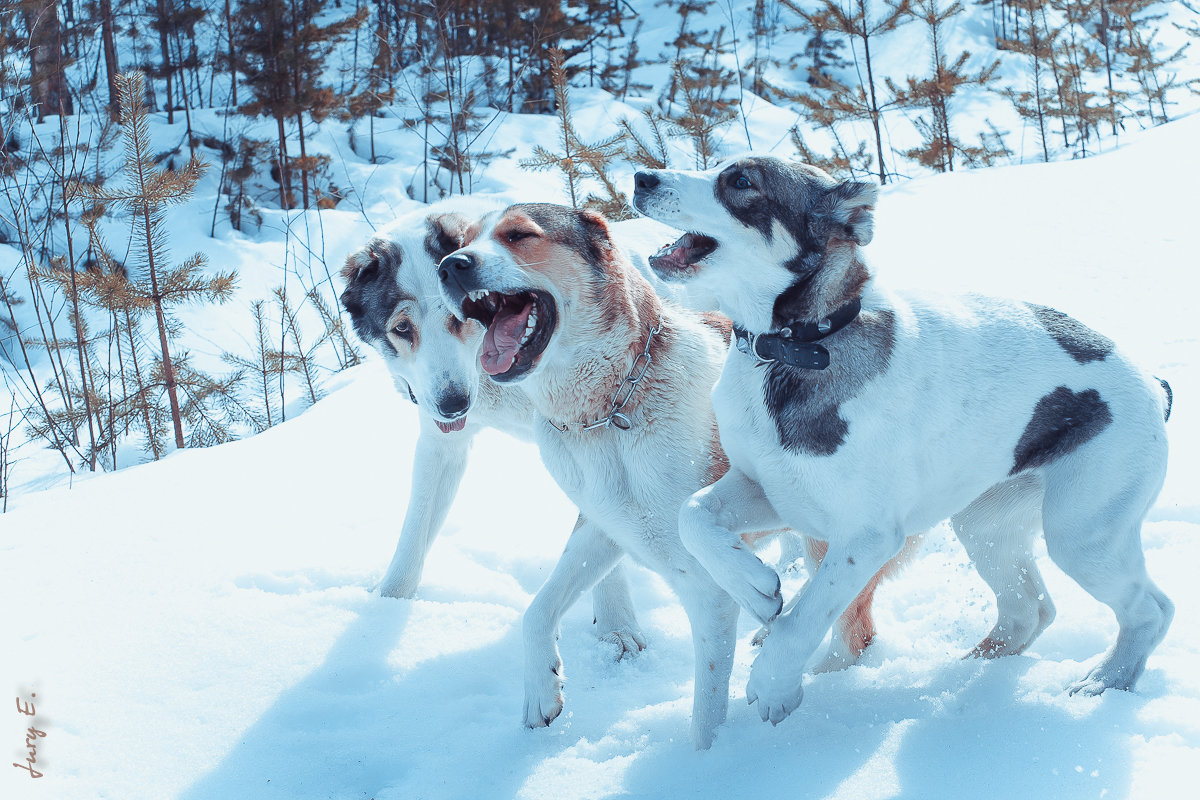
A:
[[535, 426, 695, 557]]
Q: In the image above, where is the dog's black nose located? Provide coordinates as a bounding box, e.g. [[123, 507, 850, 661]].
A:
[[439, 252, 476, 283], [436, 388, 470, 419], [634, 171, 660, 191]]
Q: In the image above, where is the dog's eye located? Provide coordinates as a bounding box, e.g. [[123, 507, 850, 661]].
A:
[[391, 319, 413, 340], [733, 174, 754, 190], [506, 230, 536, 243]]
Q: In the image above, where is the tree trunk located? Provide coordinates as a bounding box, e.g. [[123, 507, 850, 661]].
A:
[[99, 0, 120, 121], [155, 0, 175, 124], [225, 0, 237, 106], [860, 18, 886, 184], [22, 0, 75, 119]]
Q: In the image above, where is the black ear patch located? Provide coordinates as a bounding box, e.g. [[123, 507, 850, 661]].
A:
[[1027, 304, 1114, 364], [1011, 386, 1112, 474], [425, 213, 469, 262], [340, 240, 409, 348]]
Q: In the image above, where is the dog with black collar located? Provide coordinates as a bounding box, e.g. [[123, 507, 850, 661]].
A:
[[633, 156, 1175, 726]]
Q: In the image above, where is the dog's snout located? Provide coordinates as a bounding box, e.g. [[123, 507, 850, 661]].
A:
[[438, 252, 477, 285], [634, 171, 661, 191], [436, 388, 471, 419]]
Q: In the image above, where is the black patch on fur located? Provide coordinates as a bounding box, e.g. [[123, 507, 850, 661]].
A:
[[340, 242, 411, 350], [713, 158, 874, 327], [425, 215, 466, 263], [1011, 386, 1113, 474], [714, 158, 828, 260], [1027, 304, 1114, 364], [1157, 377, 1172, 422], [762, 310, 896, 456]]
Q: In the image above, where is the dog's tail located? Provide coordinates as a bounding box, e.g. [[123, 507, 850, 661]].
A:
[[1156, 376, 1173, 422]]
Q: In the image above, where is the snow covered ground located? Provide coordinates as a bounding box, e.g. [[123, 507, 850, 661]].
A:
[[4, 111, 1200, 800]]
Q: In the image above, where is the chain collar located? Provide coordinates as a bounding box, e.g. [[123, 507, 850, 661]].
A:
[[547, 320, 664, 434]]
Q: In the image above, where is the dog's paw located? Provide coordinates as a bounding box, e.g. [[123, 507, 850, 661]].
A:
[[710, 548, 783, 625], [1067, 662, 1135, 697], [745, 660, 804, 726], [523, 659, 565, 728], [598, 628, 647, 662]]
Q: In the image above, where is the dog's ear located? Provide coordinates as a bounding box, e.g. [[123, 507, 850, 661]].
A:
[[341, 241, 390, 317], [577, 209, 617, 262], [425, 213, 469, 262], [341, 244, 378, 314], [821, 180, 879, 247]]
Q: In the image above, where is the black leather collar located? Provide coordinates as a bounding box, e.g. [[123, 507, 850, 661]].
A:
[[733, 298, 862, 370]]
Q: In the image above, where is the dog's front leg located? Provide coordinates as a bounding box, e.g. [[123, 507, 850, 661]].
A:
[[678, 468, 786, 625], [746, 529, 907, 725], [523, 520, 625, 729], [377, 426, 473, 599], [673, 579, 740, 749], [591, 561, 647, 660]]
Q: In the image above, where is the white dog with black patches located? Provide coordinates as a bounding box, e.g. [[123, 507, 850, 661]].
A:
[[633, 156, 1174, 726]]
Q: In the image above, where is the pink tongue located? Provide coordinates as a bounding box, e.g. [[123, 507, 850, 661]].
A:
[[650, 236, 694, 269], [481, 297, 534, 375]]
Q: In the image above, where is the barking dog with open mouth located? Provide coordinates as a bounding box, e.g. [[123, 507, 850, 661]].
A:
[[437, 203, 910, 747], [633, 156, 1175, 726], [339, 204, 648, 657], [438, 202, 742, 748]]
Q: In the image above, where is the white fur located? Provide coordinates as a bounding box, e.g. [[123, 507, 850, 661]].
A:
[[441, 212, 752, 749], [637, 163, 1174, 727], [346, 204, 648, 658]]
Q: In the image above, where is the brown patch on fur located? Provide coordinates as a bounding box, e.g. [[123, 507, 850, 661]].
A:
[[699, 312, 733, 346], [772, 251, 870, 328], [706, 420, 731, 485], [445, 314, 466, 338], [806, 534, 921, 658], [385, 308, 418, 351], [740, 527, 789, 547]]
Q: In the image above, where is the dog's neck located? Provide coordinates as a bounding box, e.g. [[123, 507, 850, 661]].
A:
[[533, 265, 667, 430], [769, 242, 871, 332]]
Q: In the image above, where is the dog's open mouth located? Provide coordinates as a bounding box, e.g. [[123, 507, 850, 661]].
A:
[[460, 289, 557, 382], [648, 232, 719, 278], [435, 418, 467, 433]]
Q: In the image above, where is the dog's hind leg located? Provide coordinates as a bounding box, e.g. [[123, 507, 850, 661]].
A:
[[377, 428, 473, 598], [592, 559, 647, 660], [1039, 445, 1173, 695], [952, 473, 1057, 659], [523, 520, 626, 730]]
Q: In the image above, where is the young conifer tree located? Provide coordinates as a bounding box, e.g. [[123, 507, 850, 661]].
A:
[[783, 0, 911, 183], [889, 0, 1002, 172], [1109, 1, 1185, 123], [234, 0, 367, 209], [342, 14, 396, 165], [76, 72, 238, 452], [665, 50, 739, 170], [520, 48, 626, 213]]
